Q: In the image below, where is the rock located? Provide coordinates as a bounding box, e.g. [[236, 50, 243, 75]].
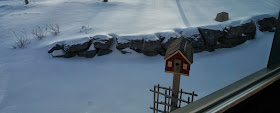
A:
[[155, 31, 181, 42], [142, 36, 161, 56], [215, 12, 229, 22], [63, 52, 76, 58], [220, 21, 256, 47], [185, 34, 206, 53], [156, 32, 181, 55], [91, 35, 114, 50], [198, 28, 224, 51], [51, 50, 65, 57], [63, 37, 91, 53], [158, 48, 166, 56], [98, 49, 113, 56], [116, 35, 133, 50], [118, 48, 133, 54], [48, 44, 64, 53], [130, 39, 144, 53], [257, 17, 277, 32], [161, 38, 178, 51], [142, 43, 161, 56], [177, 27, 206, 53], [77, 50, 97, 58], [116, 42, 130, 50], [119, 50, 131, 54]]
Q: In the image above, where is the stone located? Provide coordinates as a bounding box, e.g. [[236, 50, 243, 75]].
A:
[[63, 52, 76, 58], [120, 50, 131, 54], [198, 28, 224, 51], [142, 39, 161, 56], [116, 42, 130, 50], [185, 35, 206, 53], [178, 27, 206, 53], [130, 39, 144, 53], [161, 38, 178, 51], [215, 12, 229, 22], [51, 50, 65, 57], [77, 50, 97, 58], [158, 48, 166, 56], [257, 17, 277, 32], [64, 41, 91, 53], [97, 49, 113, 56], [91, 35, 114, 50], [220, 21, 256, 48], [48, 44, 64, 53]]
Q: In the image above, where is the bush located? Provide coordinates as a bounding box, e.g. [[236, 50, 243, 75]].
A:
[[48, 24, 60, 35], [32, 25, 48, 40], [13, 31, 31, 48], [80, 25, 94, 34]]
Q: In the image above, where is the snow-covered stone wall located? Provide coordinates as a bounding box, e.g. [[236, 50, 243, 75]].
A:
[[48, 16, 277, 58]]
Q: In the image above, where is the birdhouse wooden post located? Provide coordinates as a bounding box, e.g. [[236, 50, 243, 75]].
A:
[[164, 37, 193, 111]]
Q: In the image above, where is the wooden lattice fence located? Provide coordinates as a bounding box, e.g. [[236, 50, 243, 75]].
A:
[[150, 84, 198, 113]]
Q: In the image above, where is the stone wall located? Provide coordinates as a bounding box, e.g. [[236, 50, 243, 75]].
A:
[[48, 16, 277, 58]]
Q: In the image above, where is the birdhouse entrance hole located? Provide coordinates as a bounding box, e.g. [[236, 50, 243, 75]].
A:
[[173, 59, 181, 73]]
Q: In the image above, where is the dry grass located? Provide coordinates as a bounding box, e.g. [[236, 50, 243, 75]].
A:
[[32, 25, 48, 40], [48, 24, 60, 35], [13, 30, 31, 48]]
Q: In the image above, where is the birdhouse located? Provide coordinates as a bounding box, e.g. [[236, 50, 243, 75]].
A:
[[164, 37, 193, 76]]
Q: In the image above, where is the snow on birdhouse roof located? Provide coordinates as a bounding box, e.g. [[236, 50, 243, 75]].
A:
[[164, 37, 193, 63]]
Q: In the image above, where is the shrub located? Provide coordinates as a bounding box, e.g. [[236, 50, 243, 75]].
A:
[[32, 25, 48, 40], [48, 24, 60, 35], [13, 31, 31, 48]]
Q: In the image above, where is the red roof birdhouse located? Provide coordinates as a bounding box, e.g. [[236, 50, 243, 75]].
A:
[[164, 37, 193, 76]]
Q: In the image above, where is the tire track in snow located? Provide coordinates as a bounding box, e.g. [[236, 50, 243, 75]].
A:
[[263, 0, 280, 7], [176, 0, 191, 27]]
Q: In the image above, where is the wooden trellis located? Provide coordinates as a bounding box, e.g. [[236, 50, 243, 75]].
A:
[[150, 84, 198, 113]]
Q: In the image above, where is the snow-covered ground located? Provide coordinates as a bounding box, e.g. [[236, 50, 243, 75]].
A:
[[0, 0, 279, 113]]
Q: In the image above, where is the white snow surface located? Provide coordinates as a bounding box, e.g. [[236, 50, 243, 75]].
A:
[[51, 50, 65, 56], [179, 27, 200, 37], [117, 34, 159, 44], [88, 44, 96, 51], [0, 0, 279, 113], [91, 34, 112, 40], [155, 31, 181, 43]]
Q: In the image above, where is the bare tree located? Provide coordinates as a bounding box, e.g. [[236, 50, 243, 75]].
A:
[[25, 0, 29, 5]]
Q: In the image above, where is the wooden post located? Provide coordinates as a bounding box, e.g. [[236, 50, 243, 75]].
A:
[[168, 86, 171, 112], [164, 89, 167, 112], [191, 91, 194, 102], [153, 86, 156, 113], [171, 74, 181, 111], [157, 84, 160, 113], [179, 89, 183, 108]]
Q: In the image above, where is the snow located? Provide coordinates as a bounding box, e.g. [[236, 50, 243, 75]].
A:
[[0, 30, 275, 113], [80, 25, 94, 34], [179, 27, 200, 37], [63, 37, 90, 46], [91, 34, 112, 40], [88, 44, 96, 51], [155, 31, 181, 43], [0, 0, 279, 113], [51, 50, 65, 56], [117, 34, 159, 44]]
